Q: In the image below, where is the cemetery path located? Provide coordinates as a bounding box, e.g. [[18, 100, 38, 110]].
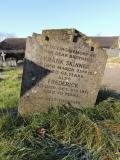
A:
[[102, 63, 120, 93]]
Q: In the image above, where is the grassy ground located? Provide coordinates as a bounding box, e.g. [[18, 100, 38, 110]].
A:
[[0, 67, 120, 160], [0, 67, 22, 111], [107, 57, 120, 64], [0, 99, 120, 160]]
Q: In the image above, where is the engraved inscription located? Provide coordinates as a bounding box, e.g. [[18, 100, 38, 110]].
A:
[[34, 42, 96, 106], [19, 29, 107, 115]]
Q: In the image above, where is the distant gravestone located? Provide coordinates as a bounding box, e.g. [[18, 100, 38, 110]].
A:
[[0, 51, 6, 67], [6, 58, 17, 67], [19, 29, 107, 115], [0, 56, 2, 67], [1, 51, 6, 62]]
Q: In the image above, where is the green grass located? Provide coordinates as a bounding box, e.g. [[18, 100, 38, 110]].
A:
[[0, 67, 22, 110], [107, 57, 120, 64], [0, 99, 120, 160], [0, 67, 120, 159]]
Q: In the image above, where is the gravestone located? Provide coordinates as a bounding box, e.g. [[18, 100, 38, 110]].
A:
[[0, 51, 6, 67], [0, 56, 2, 67], [6, 58, 17, 67], [19, 29, 107, 115]]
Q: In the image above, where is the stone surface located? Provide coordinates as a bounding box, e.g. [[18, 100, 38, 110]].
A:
[[6, 58, 17, 67], [19, 29, 107, 115], [0, 56, 2, 67], [0, 57, 17, 67]]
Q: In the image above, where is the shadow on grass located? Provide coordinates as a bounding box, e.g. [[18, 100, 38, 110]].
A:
[[0, 107, 17, 116], [96, 88, 120, 104], [0, 68, 4, 72]]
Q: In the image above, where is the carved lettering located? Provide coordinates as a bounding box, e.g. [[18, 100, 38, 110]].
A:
[[48, 79, 78, 88], [66, 61, 89, 69]]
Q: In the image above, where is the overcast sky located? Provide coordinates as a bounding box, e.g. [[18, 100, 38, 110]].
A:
[[0, 0, 120, 37]]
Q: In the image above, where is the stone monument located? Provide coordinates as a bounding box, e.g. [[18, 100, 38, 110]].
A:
[[0, 56, 2, 67], [6, 58, 17, 67], [19, 29, 107, 115], [1, 51, 6, 67]]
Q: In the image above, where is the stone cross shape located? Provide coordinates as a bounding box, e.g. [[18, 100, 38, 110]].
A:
[[1, 51, 6, 62]]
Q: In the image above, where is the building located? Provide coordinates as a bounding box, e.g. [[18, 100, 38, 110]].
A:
[[0, 38, 26, 66], [90, 36, 120, 57], [0, 38, 26, 60]]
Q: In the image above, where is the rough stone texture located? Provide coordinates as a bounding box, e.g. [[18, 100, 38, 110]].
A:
[[19, 29, 107, 115]]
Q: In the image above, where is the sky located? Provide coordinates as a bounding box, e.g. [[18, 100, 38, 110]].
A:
[[0, 0, 120, 38]]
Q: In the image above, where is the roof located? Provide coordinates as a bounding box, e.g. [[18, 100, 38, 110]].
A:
[[0, 36, 119, 50], [0, 38, 26, 50], [89, 36, 119, 48]]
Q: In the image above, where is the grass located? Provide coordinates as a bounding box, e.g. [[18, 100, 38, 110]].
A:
[[0, 67, 120, 159], [107, 57, 120, 64], [0, 67, 22, 110], [96, 88, 120, 104], [0, 99, 120, 160]]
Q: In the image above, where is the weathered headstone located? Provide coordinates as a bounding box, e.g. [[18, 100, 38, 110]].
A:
[[6, 58, 17, 67], [0, 51, 6, 67], [19, 29, 107, 115], [1, 51, 6, 62], [0, 56, 2, 67]]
